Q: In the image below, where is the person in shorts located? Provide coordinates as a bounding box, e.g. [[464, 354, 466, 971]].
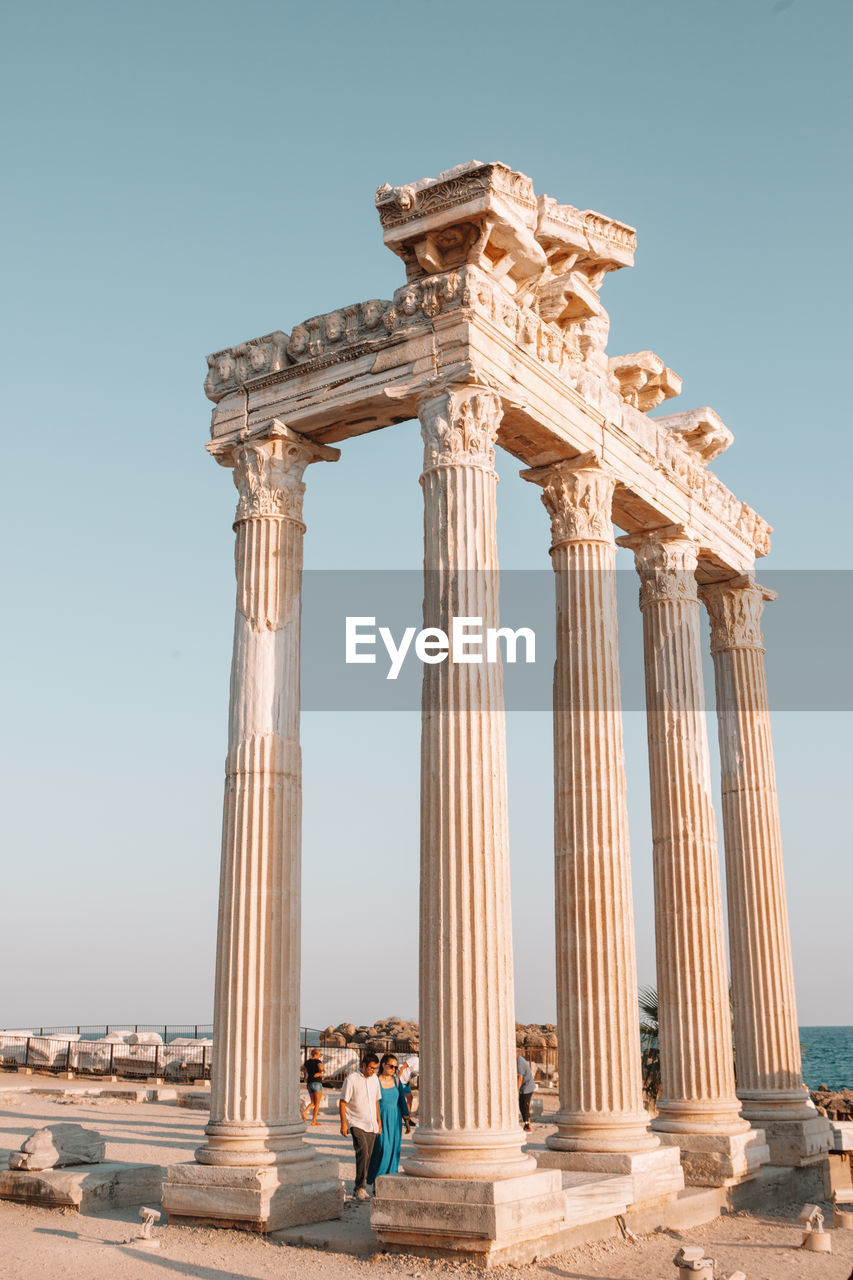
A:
[[304, 1048, 324, 1126]]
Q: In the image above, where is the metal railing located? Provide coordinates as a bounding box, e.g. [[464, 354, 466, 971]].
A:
[[1, 1024, 556, 1088]]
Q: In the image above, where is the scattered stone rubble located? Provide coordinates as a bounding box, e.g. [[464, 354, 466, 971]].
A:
[[811, 1087, 853, 1121]]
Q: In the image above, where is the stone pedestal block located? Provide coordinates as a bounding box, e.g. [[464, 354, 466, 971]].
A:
[[756, 1116, 833, 1166], [371, 1169, 566, 1265], [657, 1128, 769, 1187], [162, 1155, 343, 1233], [0, 1162, 162, 1213], [535, 1142, 684, 1202]]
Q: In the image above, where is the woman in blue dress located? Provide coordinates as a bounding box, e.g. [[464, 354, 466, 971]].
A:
[[367, 1052, 409, 1187]]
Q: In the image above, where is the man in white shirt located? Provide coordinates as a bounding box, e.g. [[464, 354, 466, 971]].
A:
[[339, 1053, 382, 1199]]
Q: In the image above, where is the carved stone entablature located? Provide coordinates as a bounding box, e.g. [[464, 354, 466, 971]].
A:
[[205, 332, 289, 403], [207, 419, 339, 525], [376, 160, 546, 296], [699, 576, 776, 654], [655, 407, 734, 467], [618, 402, 772, 559], [287, 298, 392, 363], [419, 385, 502, 473], [535, 195, 636, 275], [609, 351, 682, 412], [616, 526, 700, 609], [531, 196, 635, 330], [520, 453, 616, 548]]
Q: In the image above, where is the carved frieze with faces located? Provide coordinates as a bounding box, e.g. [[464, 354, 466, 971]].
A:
[[204, 332, 289, 403], [201, 161, 774, 566]]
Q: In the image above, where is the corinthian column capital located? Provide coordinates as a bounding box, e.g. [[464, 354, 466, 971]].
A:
[[521, 453, 615, 548], [418, 384, 502, 473], [209, 420, 339, 527], [617, 525, 699, 609], [699, 576, 777, 654]]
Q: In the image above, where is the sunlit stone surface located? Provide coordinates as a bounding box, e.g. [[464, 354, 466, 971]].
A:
[[178, 160, 825, 1255]]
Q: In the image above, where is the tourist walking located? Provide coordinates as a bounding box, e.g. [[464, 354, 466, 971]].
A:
[[304, 1048, 324, 1126], [339, 1053, 381, 1200], [396, 1054, 419, 1135], [517, 1053, 536, 1132], [367, 1053, 410, 1187]]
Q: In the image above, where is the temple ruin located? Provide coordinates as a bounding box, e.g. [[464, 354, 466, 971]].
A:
[[162, 161, 830, 1262]]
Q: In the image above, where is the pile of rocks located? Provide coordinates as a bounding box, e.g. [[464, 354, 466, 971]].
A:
[[811, 1086, 853, 1120], [320, 1016, 419, 1048], [515, 1023, 558, 1049], [318, 1017, 559, 1051]]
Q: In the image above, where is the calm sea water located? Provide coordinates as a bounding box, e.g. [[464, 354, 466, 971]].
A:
[[799, 1026, 853, 1090]]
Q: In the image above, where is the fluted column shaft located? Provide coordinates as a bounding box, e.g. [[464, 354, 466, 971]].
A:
[[619, 528, 746, 1136], [408, 384, 534, 1181], [700, 578, 811, 1121], [523, 456, 656, 1154], [198, 423, 337, 1167]]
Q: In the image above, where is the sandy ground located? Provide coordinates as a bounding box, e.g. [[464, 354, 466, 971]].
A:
[[1, 1078, 851, 1280]]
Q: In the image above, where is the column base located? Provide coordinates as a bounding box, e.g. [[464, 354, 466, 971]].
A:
[[747, 1116, 832, 1166], [162, 1154, 342, 1232], [404, 1127, 537, 1180], [546, 1112, 662, 1154], [656, 1128, 770, 1187], [534, 1143, 685, 1201], [371, 1169, 566, 1266]]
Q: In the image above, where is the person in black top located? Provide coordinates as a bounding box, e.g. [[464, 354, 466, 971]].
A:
[[304, 1048, 324, 1126]]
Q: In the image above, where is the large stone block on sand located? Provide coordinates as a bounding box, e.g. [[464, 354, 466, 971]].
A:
[[162, 1156, 343, 1232], [9, 1123, 105, 1170], [0, 1162, 162, 1213], [657, 1128, 769, 1187]]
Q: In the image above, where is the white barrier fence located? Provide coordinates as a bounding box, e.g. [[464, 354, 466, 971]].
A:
[[0, 1032, 212, 1080]]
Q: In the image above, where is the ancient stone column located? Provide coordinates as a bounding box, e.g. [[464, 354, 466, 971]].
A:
[[700, 577, 830, 1165], [520, 457, 682, 1199], [409, 383, 533, 1180], [163, 420, 342, 1231], [372, 385, 565, 1259], [617, 527, 767, 1186]]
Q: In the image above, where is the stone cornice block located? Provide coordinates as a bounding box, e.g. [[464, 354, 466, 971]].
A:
[[655, 406, 734, 466], [376, 160, 546, 292]]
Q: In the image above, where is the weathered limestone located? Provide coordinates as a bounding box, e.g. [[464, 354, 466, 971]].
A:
[[617, 528, 767, 1186], [0, 1162, 162, 1213], [163, 420, 343, 1232], [371, 385, 566, 1257], [188, 160, 822, 1251], [9, 1124, 104, 1170], [520, 454, 681, 1197], [700, 577, 831, 1166]]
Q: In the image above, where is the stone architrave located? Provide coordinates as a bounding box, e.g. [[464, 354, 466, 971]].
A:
[[617, 527, 768, 1187], [520, 455, 683, 1199], [371, 385, 565, 1260], [700, 577, 831, 1166], [162, 420, 343, 1232]]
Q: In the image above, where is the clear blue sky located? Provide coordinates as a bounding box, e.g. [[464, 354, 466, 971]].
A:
[[2, 0, 850, 1030]]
